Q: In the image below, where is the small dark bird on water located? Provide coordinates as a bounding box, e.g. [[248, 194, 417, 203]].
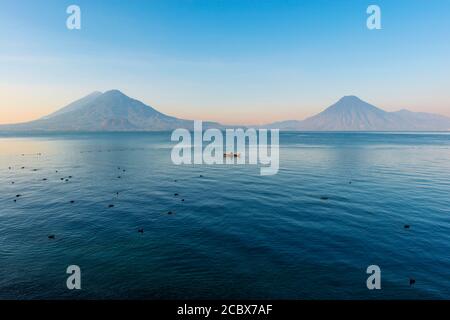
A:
[[21, 167, 25, 169], [409, 278, 416, 286], [8, 167, 11, 170], [68, 176, 72, 178], [108, 204, 115, 208], [65, 179, 69, 182], [55, 170, 58, 173], [138, 228, 144, 234], [11, 181, 14, 184], [117, 176, 121, 179], [199, 175, 203, 178], [70, 200, 75, 204], [404, 225, 410, 229], [16, 194, 21, 198], [174, 193, 179, 196], [13, 199, 16, 202], [42, 178, 47, 181], [320, 196, 329, 200], [181, 199, 185, 202], [167, 211, 173, 215], [48, 235, 55, 239], [60, 178, 64, 181]]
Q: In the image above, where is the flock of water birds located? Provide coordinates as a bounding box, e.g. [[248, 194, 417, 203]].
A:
[[7, 152, 189, 236], [6, 151, 417, 289]]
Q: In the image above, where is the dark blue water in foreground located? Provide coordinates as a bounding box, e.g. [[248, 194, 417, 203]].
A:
[[1, 132, 449, 299]]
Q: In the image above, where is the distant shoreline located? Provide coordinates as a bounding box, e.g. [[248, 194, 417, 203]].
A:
[[1, 130, 450, 137]]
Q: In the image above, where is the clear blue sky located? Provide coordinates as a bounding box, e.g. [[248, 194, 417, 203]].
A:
[[1, 0, 449, 124]]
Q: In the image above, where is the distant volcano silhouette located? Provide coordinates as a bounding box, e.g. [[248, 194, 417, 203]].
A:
[[0, 90, 220, 131], [266, 96, 450, 131], [1, 92, 449, 131]]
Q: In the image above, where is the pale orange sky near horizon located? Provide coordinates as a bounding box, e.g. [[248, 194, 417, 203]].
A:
[[1, 86, 450, 126]]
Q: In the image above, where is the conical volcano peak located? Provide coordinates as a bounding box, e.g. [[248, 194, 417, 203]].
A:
[[0, 89, 203, 131], [338, 95, 363, 102], [328, 95, 381, 113], [102, 89, 129, 98]]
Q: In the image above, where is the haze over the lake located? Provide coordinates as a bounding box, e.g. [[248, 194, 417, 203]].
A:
[[1, 0, 450, 125]]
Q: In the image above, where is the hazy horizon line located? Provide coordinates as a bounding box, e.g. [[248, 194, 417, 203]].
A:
[[1, 90, 449, 127]]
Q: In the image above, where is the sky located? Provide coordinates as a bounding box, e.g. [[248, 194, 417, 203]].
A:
[[0, 0, 449, 125]]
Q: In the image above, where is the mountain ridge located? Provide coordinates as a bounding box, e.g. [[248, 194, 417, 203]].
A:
[[0, 90, 221, 131], [1, 91, 449, 132], [264, 95, 450, 131], [41, 91, 103, 120]]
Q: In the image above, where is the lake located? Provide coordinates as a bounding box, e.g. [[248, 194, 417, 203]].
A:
[[0, 132, 449, 299]]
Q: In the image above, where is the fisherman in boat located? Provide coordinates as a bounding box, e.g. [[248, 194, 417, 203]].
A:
[[223, 152, 241, 157]]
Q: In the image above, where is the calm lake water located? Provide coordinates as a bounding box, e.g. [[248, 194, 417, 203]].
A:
[[0, 132, 449, 299]]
